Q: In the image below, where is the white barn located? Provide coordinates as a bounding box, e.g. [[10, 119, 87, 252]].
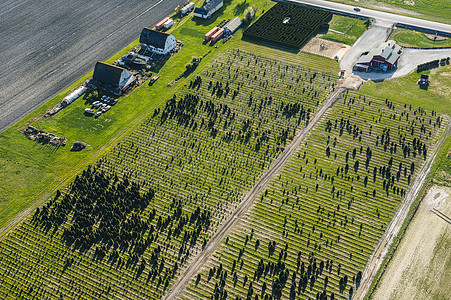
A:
[[194, 0, 223, 19], [139, 28, 177, 55]]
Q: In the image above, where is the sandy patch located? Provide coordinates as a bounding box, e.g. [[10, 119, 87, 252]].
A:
[[373, 185, 451, 300], [301, 37, 351, 60]]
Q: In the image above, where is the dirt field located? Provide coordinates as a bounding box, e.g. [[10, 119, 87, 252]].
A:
[[373, 185, 451, 300], [301, 37, 350, 60]]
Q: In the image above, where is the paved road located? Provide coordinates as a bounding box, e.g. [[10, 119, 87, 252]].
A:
[[162, 86, 346, 300], [279, 0, 451, 35], [0, 0, 184, 133]]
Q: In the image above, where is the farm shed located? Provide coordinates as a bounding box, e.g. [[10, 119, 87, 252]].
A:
[[181, 2, 195, 15], [224, 17, 242, 36], [93, 62, 135, 95], [205, 26, 219, 40], [194, 0, 223, 19], [139, 28, 177, 55], [355, 40, 402, 71]]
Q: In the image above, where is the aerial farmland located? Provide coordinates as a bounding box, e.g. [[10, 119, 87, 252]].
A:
[[0, 0, 450, 300]]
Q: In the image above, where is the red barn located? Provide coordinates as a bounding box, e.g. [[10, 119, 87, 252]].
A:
[[355, 40, 402, 72]]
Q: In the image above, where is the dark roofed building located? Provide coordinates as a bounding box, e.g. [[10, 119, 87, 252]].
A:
[[140, 28, 177, 55], [194, 0, 223, 19], [93, 62, 135, 95]]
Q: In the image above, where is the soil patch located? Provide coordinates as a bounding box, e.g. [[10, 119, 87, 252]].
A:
[[373, 185, 451, 300], [301, 37, 350, 59]]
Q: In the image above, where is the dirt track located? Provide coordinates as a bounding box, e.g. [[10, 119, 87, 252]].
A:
[[162, 86, 346, 300], [0, 0, 184, 133], [353, 120, 451, 300]]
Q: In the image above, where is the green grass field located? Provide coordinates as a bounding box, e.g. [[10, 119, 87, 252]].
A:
[[327, 0, 451, 24], [321, 15, 368, 45], [390, 28, 451, 48], [359, 65, 451, 116]]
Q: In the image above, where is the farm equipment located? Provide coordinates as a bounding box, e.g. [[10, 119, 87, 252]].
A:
[[417, 74, 430, 86], [148, 75, 161, 85]]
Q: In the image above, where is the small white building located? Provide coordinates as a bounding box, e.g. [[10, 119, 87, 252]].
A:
[[194, 0, 223, 19], [139, 28, 177, 55]]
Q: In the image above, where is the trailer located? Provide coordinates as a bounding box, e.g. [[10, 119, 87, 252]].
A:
[[205, 26, 219, 41], [210, 28, 224, 43], [164, 19, 174, 29], [156, 17, 169, 30], [180, 2, 195, 15]]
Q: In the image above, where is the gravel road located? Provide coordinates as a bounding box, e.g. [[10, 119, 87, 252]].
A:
[[162, 86, 346, 300], [0, 0, 184, 133]]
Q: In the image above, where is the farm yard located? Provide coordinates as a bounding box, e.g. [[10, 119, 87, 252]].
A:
[[182, 91, 448, 299], [0, 50, 336, 299], [243, 2, 332, 49]]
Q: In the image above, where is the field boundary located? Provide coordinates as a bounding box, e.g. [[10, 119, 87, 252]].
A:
[[162, 86, 346, 299], [354, 118, 451, 300]]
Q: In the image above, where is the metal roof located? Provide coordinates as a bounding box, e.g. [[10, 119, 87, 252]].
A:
[[224, 17, 242, 33]]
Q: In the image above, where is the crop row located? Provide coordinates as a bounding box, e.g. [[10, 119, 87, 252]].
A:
[[182, 91, 447, 300], [0, 50, 335, 299]]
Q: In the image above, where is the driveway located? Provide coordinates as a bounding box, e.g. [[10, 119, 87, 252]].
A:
[[340, 21, 393, 72]]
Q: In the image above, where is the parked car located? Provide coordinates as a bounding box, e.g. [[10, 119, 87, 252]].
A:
[[84, 108, 95, 115], [95, 111, 102, 118], [102, 105, 111, 112], [92, 101, 101, 108]]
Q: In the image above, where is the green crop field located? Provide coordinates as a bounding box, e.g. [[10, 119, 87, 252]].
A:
[[0, 50, 337, 299], [183, 92, 448, 299], [244, 2, 332, 49]]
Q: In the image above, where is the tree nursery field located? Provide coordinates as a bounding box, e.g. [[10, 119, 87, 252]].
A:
[[0, 50, 336, 299], [182, 91, 448, 299]]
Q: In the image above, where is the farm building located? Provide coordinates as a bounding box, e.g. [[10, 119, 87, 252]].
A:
[[224, 17, 242, 36], [93, 62, 135, 95], [139, 28, 177, 55], [194, 0, 223, 19], [355, 40, 402, 72]]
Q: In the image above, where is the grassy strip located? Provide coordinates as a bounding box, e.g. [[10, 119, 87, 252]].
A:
[[390, 28, 451, 48], [321, 15, 368, 45]]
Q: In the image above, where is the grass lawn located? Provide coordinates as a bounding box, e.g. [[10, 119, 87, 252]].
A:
[[359, 65, 451, 116], [326, 0, 451, 25], [321, 15, 368, 45], [0, 0, 339, 231], [390, 28, 451, 48]]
